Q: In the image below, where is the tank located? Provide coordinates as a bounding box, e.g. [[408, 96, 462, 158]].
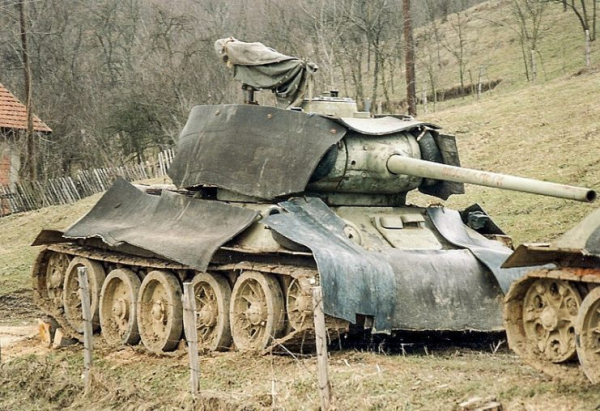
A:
[[503, 209, 600, 384], [30, 39, 597, 355]]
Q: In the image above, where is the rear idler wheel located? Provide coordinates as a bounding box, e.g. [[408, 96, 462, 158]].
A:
[[63, 257, 106, 333], [575, 287, 600, 384], [45, 252, 70, 311], [137, 270, 183, 352], [100, 268, 141, 346], [230, 271, 285, 351], [191, 273, 232, 351]]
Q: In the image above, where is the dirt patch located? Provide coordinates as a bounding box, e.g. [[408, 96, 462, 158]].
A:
[[0, 289, 43, 325], [0, 325, 37, 348]]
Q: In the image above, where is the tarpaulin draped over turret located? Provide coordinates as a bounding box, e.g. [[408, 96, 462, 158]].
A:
[[215, 37, 317, 108], [168, 104, 346, 199]]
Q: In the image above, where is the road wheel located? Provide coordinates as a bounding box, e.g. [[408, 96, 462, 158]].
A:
[[137, 270, 183, 352], [100, 268, 141, 346], [575, 286, 600, 384], [191, 273, 232, 351], [63, 257, 106, 333], [230, 271, 284, 351]]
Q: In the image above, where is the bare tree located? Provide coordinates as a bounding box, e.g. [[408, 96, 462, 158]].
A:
[[403, 0, 417, 116], [18, 0, 36, 180], [546, 0, 596, 41]]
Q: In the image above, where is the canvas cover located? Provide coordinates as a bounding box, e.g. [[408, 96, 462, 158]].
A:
[[61, 178, 258, 271], [215, 37, 316, 107], [167, 104, 346, 199]]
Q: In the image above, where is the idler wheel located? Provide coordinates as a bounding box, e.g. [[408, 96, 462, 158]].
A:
[[63, 257, 106, 333], [45, 252, 71, 311], [575, 287, 600, 384], [286, 278, 313, 331], [191, 273, 232, 351], [230, 271, 285, 351], [137, 270, 183, 352], [522, 279, 582, 363], [100, 268, 141, 346]]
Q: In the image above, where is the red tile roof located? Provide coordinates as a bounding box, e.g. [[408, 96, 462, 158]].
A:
[[0, 83, 51, 133]]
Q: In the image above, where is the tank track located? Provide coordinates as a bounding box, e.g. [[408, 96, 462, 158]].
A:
[[504, 267, 600, 384], [32, 244, 349, 354]]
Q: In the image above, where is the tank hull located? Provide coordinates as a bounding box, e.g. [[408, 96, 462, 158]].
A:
[[32, 180, 529, 353]]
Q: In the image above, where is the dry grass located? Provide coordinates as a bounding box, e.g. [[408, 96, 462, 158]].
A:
[[0, 194, 100, 297], [0, 339, 598, 411]]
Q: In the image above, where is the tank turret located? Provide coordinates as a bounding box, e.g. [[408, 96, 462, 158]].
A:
[[167, 102, 595, 206]]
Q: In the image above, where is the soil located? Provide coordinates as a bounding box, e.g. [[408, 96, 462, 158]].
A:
[[0, 289, 44, 325]]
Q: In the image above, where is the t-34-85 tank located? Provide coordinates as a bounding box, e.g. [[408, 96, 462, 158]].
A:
[[31, 39, 596, 354]]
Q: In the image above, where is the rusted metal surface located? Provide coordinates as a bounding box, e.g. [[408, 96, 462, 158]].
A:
[[521, 267, 600, 283]]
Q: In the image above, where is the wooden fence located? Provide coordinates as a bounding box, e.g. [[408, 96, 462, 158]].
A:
[[0, 148, 175, 217]]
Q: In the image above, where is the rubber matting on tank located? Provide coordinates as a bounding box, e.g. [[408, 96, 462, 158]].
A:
[[61, 178, 258, 271], [262, 197, 397, 333], [380, 248, 505, 331], [427, 207, 530, 293], [168, 104, 347, 199]]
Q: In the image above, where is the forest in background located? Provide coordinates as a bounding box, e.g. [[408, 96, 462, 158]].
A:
[[0, 0, 594, 179]]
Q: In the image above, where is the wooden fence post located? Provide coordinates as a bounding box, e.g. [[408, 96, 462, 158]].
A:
[[182, 282, 201, 399], [312, 286, 331, 410], [78, 266, 94, 395]]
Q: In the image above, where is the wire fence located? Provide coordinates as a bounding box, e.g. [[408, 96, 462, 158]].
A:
[[0, 148, 175, 217]]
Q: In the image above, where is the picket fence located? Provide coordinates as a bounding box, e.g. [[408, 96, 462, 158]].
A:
[[0, 148, 175, 217]]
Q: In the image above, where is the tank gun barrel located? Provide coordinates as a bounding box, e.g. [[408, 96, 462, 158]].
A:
[[387, 155, 596, 203]]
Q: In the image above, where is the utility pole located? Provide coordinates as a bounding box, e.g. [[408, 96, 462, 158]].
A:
[[19, 0, 36, 181], [403, 0, 417, 117]]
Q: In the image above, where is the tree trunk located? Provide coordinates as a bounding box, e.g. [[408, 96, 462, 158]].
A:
[[19, 0, 36, 181], [403, 0, 417, 116]]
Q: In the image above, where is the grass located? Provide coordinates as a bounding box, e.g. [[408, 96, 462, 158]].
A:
[[0, 194, 100, 297], [0, 343, 598, 410]]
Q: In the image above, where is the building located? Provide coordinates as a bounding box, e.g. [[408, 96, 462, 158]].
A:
[[0, 83, 51, 187]]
